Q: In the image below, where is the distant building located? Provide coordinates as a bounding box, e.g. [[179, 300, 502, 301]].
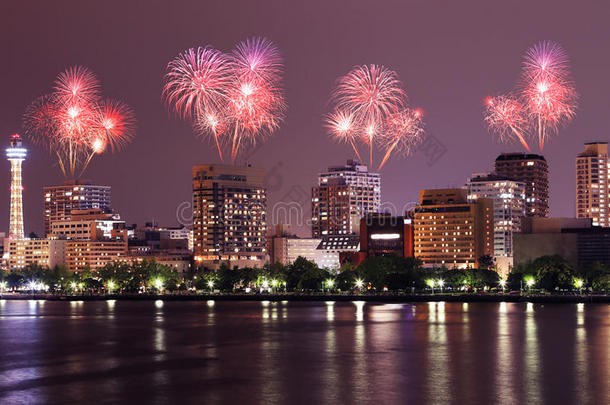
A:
[[192, 164, 267, 269], [44, 180, 111, 236], [413, 188, 494, 269], [514, 217, 610, 268], [5, 238, 66, 270], [495, 153, 549, 217], [316, 234, 360, 270], [125, 253, 193, 274], [311, 160, 380, 237], [576, 142, 609, 227], [64, 239, 128, 272], [466, 173, 526, 258], [341, 213, 415, 266], [49, 209, 125, 240]]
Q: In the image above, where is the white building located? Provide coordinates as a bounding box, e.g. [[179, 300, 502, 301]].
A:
[[270, 236, 322, 266], [576, 142, 609, 227], [466, 173, 526, 260], [316, 235, 360, 271], [312, 160, 381, 237]]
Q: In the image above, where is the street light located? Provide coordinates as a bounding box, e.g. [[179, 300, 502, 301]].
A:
[[153, 278, 164, 292], [574, 278, 584, 294], [207, 280, 214, 293], [107, 280, 116, 293], [426, 279, 435, 294], [0, 281, 7, 293], [437, 279, 445, 293], [499, 279, 506, 293], [524, 276, 535, 293], [355, 279, 364, 290], [326, 279, 334, 292]]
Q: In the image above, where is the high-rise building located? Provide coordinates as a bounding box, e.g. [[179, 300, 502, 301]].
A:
[[311, 160, 381, 237], [49, 209, 125, 240], [192, 164, 267, 269], [576, 142, 609, 227], [6, 134, 27, 239], [44, 180, 111, 236], [5, 238, 66, 270], [466, 173, 526, 258], [495, 153, 549, 217], [413, 188, 494, 269]]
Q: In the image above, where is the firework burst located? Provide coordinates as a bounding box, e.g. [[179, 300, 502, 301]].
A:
[[326, 64, 423, 169], [484, 41, 578, 151], [23, 66, 136, 178], [163, 37, 286, 163]]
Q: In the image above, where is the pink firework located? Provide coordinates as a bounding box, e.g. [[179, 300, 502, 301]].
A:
[[327, 64, 421, 168], [163, 46, 232, 120], [484, 95, 530, 151], [325, 109, 363, 162], [378, 108, 424, 170], [484, 41, 577, 151], [164, 37, 285, 163], [23, 66, 136, 178]]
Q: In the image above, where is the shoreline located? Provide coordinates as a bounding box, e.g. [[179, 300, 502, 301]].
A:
[[1, 293, 608, 304]]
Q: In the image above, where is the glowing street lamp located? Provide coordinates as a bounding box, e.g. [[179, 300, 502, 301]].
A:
[[426, 279, 435, 294], [437, 279, 445, 293], [499, 279, 506, 293], [207, 280, 214, 293], [107, 280, 116, 293], [524, 276, 535, 293], [355, 279, 364, 290], [574, 278, 584, 294], [0, 281, 7, 293], [153, 278, 164, 292], [326, 279, 335, 292]]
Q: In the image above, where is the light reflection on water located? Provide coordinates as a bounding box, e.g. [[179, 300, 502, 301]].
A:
[[0, 300, 607, 404]]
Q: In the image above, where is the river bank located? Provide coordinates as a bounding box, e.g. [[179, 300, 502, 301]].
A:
[[1, 292, 608, 303]]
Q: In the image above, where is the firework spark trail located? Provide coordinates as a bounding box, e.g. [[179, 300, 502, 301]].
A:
[[378, 108, 424, 170], [484, 41, 577, 151], [327, 64, 423, 169], [24, 66, 136, 178], [164, 37, 286, 163]]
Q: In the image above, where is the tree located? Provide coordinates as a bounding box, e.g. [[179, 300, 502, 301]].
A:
[[532, 255, 574, 291]]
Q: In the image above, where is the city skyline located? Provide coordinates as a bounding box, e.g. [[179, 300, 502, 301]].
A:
[[2, 1, 610, 237]]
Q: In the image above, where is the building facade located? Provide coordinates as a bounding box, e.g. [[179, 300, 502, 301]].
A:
[[495, 153, 549, 217], [466, 173, 526, 258], [5, 238, 66, 270], [413, 188, 494, 269], [192, 164, 267, 269], [576, 142, 609, 227], [64, 240, 128, 271], [514, 217, 610, 268], [312, 160, 381, 237], [44, 180, 111, 236]]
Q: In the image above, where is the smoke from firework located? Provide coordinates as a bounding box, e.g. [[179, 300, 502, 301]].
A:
[[163, 37, 286, 163], [484, 41, 578, 151], [23, 66, 136, 178], [326, 64, 424, 170]]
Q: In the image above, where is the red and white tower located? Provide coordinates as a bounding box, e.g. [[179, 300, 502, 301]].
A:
[[6, 134, 27, 239]]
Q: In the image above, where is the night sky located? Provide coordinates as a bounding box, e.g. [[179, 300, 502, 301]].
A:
[[1, 0, 609, 236]]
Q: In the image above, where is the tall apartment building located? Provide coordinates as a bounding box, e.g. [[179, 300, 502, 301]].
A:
[[495, 153, 549, 217], [311, 160, 381, 237], [576, 142, 609, 227], [413, 188, 494, 269], [466, 173, 526, 258], [192, 164, 267, 269], [44, 180, 111, 236]]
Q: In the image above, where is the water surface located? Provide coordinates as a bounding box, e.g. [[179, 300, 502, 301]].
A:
[[0, 300, 608, 404]]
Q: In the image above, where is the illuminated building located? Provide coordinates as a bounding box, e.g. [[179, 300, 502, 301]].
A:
[[6, 134, 27, 239], [466, 173, 526, 258], [312, 160, 380, 237], [268, 225, 322, 266], [576, 142, 609, 227], [5, 238, 66, 270], [340, 213, 414, 266], [192, 164, 267, 269], [316, 234, 360, 270], [43, 180, 111, 236], [414, 188, 494, 269], [64, 239, 128, 271], [49, 209, 125, 240], [495, 153, 549, 217]]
